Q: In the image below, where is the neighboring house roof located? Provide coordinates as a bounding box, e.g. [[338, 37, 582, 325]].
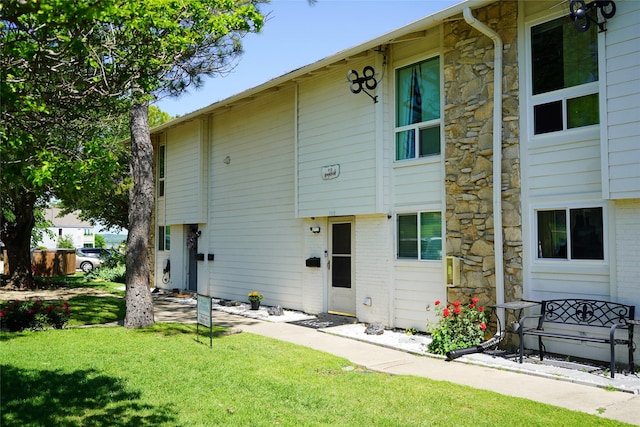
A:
[[45, 208, 93, 228], [150, 0, 491, 135]]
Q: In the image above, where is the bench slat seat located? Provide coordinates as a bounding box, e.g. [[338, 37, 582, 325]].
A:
[[518, 299, 635, 378]]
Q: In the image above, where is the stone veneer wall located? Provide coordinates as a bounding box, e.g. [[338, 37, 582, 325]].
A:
[[442, 1, 522, 312]]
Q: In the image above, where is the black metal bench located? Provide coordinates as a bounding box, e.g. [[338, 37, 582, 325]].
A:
[[518, 299, 635, 378]]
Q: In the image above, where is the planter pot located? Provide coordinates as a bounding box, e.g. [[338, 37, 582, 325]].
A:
[[250, 300, 261, 310]]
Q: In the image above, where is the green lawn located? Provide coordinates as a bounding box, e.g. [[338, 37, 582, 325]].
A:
[[1, 324, 630, 426], [0, 280, 631, 426]]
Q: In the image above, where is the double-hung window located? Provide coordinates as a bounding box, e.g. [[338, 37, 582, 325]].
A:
[[397, 212, 442, 260], [530, 15, 599, 135], [395, 56, 441, 160], [158, 225, 170, 251], [536, 207, 603, 260], [158, 145, 166, 197]]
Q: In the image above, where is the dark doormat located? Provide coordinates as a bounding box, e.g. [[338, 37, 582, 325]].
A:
[[287, 313, 358, 329]]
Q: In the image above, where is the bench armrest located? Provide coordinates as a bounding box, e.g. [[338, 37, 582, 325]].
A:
[[609, 322, 628, 342], [517, 314, 542, 329]]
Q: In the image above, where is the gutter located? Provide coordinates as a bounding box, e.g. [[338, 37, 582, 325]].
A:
[[462, 7, 505, 325]]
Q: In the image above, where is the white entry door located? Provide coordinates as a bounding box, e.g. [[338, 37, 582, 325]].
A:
[[328, 219, 355, 316]]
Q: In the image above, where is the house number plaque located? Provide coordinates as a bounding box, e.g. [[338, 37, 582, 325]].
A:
[[321, 164, 340, 180]]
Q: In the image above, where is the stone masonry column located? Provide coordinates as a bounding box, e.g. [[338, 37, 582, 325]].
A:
[[442, 2, 522, 316]]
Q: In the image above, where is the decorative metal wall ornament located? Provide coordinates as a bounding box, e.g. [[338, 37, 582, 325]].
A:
[[568, 0, 616, 32], [187, 229, 201, 250], [347, 66, 378, 103]]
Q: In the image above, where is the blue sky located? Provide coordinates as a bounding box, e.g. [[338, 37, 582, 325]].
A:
[[155, 0, 460, 117]]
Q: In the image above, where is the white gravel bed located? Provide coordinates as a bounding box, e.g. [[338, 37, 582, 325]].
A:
[[159, 293, 314, 323]]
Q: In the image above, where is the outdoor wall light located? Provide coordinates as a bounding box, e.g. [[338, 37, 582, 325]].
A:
[[223, 156, 231, 164], [310, 226, 321, 234]]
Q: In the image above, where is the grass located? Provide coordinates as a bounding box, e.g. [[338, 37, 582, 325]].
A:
[[1, 326, 632, 426], [0, 279, 633, 426]]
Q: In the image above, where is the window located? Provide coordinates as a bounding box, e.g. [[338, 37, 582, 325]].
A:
[[158, 225, 170, 251], [397, 212, 442, 260], [530, 16, 599, 135], [395, 57, 441, 160], [158, 145, 166, 197], [537, 207, 603, 260]]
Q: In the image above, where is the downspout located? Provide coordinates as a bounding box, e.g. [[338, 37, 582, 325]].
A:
[[462, 7, 505, 325]]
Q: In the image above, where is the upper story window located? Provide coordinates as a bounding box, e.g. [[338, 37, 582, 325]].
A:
[[530, 16, 599, 135], [395, 56, 441, 160], [537, 206, 603, 260], [397, 211, 442, 260], [158, 145, 166, 197]]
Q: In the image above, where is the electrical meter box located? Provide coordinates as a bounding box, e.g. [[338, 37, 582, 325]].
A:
[[446, 256, 460, 287]]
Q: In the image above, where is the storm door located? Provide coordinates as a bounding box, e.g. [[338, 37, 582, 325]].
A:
[[328, 219, 355, 316], [187, 225, 198, 292]]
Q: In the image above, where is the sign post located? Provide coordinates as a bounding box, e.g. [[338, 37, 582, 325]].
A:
[[196, 294, 213, 348]]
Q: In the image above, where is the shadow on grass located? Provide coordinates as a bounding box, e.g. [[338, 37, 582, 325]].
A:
[[135, 323, 232, 339], [34, 274, 125, 297], [0, 365, 175, 426], [68, 295, 126, 326]]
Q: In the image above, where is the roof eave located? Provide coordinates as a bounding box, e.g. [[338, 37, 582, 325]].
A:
[[150, 0, 492, 135]]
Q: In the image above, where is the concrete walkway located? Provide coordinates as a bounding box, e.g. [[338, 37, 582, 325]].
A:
[[153, 297, 640, 426]]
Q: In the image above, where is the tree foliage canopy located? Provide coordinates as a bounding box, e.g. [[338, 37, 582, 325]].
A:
[[1, 0, 265, 306]]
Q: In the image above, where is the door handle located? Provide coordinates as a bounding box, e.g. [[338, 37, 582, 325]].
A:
[[327, 260, 330, 269]]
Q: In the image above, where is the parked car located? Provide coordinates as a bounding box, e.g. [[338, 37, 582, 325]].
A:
[[76, 247, 114, 273]]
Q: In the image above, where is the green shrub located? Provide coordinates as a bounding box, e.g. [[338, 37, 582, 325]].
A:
[[85, 245, 126, 283], [86, 264, 126, 283], [427, 297, 487, 355], [0, 300, 70, 332]]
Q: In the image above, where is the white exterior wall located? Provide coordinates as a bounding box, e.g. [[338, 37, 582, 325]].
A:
[[301, 218, 326, 314], [297, 58, 380, 217], [603, 0, 640, 199], [391, 37, 445, 329], [206, 88, 305, 310], [354, 215, 393, 325], [520, 1, 640, 364], [615, 199, 640, 305], [41, 227, 89, 249], [520, 4, 609, 302], [165, 121, 206, 225], [527, 131, 602, 198]]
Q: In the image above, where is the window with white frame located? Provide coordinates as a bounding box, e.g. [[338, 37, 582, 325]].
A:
[[397, 212, 442, 260], [530, 15, 599, 135], [158, 225, 170, 251], [158, 145, 166, 197], [536, 207, 603, 260], [395, 56, 441, 160]]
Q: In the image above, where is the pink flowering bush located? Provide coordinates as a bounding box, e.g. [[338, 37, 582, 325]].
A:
[[0, 299, 71, 332], [427, 298, 487, 355]]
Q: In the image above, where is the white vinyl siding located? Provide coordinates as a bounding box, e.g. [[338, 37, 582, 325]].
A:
[[297, 60, 378, 217], [527, 133, 602, 197], [521, 7, 610, 303], [393, 160, 441, 206], [165, 122, 205, 224], [394, 264, 444, 327], [354, 216, 393, 325], [615, 199, 640, 304], [604, 0, 640, 199], [207, 89, 304, 310]]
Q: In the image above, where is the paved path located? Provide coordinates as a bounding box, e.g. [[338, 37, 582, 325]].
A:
[[153, 297, 640, 425]]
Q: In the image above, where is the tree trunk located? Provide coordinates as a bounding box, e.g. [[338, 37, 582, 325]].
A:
[[1, 191, 36, 290], [124, 101, 155, 328]]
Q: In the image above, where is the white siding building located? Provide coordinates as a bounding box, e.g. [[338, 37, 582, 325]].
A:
[[40, 208, 94, 249], [150, 0, 639, 365]]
